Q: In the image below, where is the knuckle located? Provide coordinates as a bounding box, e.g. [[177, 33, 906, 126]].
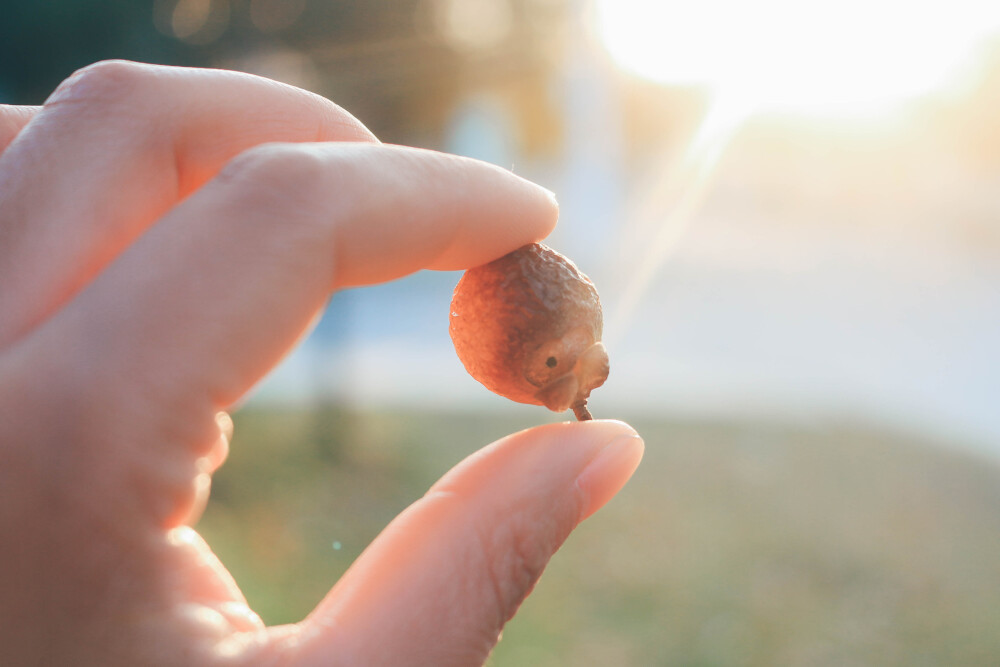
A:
[[217, 142, 335, 234], [46, 59, 153, 107], [479, 513, 559, 623], [221, 142, 328, 189], [215, 143, 343, 284]]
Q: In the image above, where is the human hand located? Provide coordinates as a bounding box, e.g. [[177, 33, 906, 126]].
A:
[[0, 61, 643, 665]]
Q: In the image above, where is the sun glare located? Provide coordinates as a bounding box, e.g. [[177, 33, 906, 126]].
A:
[[595, 0, 1000, 118]]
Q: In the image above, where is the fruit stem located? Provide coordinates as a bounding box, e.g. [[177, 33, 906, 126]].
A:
[[572, 401, 593, 421]]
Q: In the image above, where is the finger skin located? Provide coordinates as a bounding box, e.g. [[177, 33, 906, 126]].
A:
[[13, 142, 558, 530], [0, 63, 582, 666], [0, 60, 376, 348], [290, 421, 644, 666], [0, 104, 39, 154]]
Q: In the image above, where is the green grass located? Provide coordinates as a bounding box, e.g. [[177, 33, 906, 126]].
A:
[[198, 407, 1000, 665]]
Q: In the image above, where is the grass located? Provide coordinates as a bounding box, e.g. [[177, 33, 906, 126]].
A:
[[197, 406, 1000, 665]]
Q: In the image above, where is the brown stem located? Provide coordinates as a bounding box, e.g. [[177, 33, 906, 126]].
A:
[[572, 401, 593, 421]]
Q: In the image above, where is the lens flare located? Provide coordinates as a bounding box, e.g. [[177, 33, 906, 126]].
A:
[[605, 92, 752, 344]]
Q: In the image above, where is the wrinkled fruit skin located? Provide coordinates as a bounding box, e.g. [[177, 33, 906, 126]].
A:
[[449, 243, 609, 420]]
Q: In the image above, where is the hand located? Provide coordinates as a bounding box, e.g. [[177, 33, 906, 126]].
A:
[[0, 61, 643, 665]]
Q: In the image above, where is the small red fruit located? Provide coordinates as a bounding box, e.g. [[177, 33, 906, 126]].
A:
[[449, 243, 609, 421]]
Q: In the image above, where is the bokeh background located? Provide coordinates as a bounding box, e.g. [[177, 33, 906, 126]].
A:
[[4, 1, 1000, 664]]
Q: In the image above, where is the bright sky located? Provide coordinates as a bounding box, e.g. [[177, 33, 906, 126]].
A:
[[595, 0, 1000, 118]]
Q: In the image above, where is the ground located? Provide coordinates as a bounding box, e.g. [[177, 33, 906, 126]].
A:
[[200, 406, 1000, 666]]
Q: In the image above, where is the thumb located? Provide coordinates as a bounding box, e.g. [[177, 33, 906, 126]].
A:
[[286, 420, 643, 667]]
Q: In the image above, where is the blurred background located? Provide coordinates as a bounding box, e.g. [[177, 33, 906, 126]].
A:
[[4, 0, 999, 664]]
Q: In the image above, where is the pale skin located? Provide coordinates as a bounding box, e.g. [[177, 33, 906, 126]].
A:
[[0, 61, 644, 665]]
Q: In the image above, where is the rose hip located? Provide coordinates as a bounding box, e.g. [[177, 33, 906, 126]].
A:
[[449, 243, 609, 421]]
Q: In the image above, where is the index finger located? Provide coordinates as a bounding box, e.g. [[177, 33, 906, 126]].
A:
[[14, 142, 558, 529]]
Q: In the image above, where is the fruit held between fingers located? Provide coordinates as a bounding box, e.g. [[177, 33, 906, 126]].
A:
[[449, 243, 609, 421]]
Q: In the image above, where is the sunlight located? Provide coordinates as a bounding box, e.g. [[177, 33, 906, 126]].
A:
[[597, 0, 1000, 341], [595, 0, 1000, 118], [605, 92, 750, 344]]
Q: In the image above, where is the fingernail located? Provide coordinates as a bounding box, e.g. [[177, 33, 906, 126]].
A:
[[575, 434, 644, 520], [540, 185, 558, 206]]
